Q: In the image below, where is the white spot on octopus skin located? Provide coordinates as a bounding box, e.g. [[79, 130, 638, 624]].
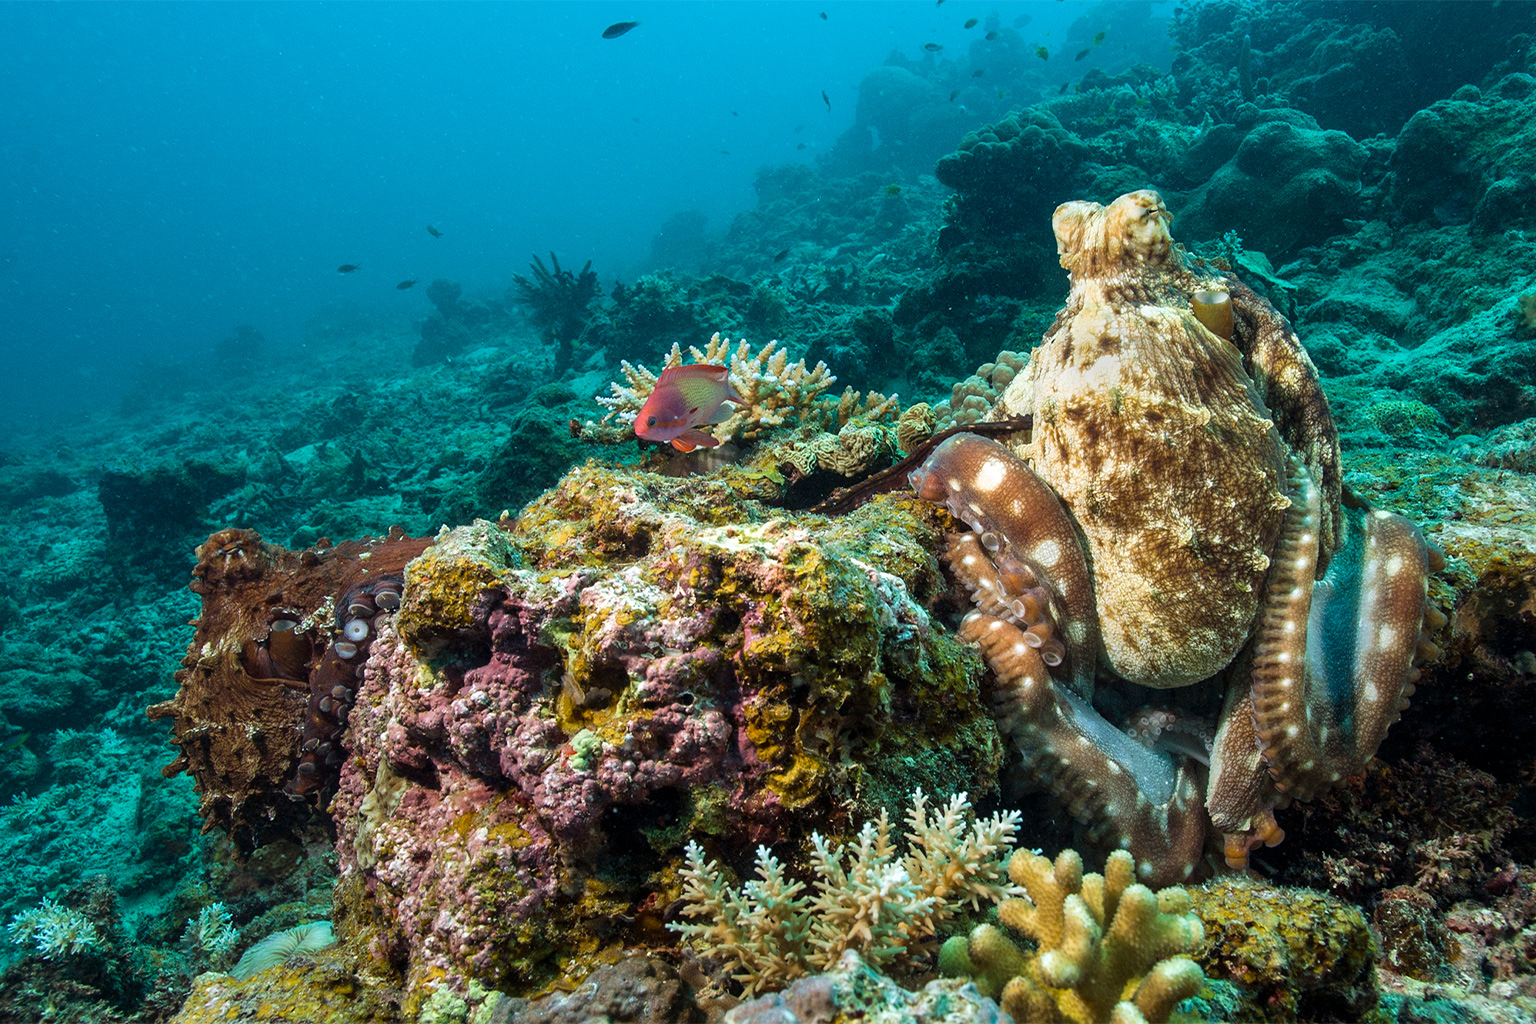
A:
[[1363, 682, 1379, 703], [973, 458, 1008, 493], [1385, 554, 1404, 576], [1033, 538, 1062, 567], [1378, 625, 1398, 648], [948, 478, 963, 492]]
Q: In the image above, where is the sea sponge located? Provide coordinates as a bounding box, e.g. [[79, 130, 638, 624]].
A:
[[230, 921, 336, 980]]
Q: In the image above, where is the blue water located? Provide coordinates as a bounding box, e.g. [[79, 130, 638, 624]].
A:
[[0, 1, 1142, 431]]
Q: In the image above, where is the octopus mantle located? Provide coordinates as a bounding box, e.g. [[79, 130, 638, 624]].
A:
[[911, 191, 1441, 885]]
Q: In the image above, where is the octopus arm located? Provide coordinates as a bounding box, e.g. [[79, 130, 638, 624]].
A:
[[961, 611, 1208, 888], [1225, 276, 1343, 573], [1249, 466, 1432, 803]]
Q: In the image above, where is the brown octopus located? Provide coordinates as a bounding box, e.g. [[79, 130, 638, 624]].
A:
[[910, 191, 1444, 885]]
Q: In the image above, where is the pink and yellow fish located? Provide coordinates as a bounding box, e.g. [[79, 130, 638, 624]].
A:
[[634, 364, 745, 452]]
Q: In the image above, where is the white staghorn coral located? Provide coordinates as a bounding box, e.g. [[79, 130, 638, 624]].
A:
[[595, 333, 898, 447], [668, 789, 1021, 997]]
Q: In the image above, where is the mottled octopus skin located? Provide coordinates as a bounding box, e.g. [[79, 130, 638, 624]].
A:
[[915, 190, 1435, 885]]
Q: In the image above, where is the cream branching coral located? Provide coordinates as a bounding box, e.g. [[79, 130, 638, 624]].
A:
[[938, 848, 1204, 1024], [594, 333, 898, 447], [668, 789, 1021, 997]]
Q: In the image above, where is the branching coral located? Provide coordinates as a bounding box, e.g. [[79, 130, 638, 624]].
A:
[[668, 790, 1021, 997], [7, 897, 101, 961], [938, 848, 1204, 1024], [511, 252, 600, 372], [594, 333, 898, 448]]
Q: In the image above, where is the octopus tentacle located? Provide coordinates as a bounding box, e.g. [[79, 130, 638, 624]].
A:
[[961, 612, 1208, 886], [911, 433, 1098, 694], [1251, 491, 1431, 802], [1225, 275, 1343, 573], [945, 533, 1069, 667]]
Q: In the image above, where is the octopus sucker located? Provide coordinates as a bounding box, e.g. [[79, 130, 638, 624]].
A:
[[913, 433, 1098, 694], [916, 190, 1437, 882]]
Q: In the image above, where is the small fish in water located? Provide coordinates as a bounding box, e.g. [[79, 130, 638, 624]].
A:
[[1035, 46, 1049, 60], [972, 67, 984, 77], [964, 17, 979, 28], [1075, 48, 1089, 61], [998, 89, 1005, 98], [949, 89, 959, 101], [635, 365, 745, 452], [797, 142, 807, 150], [602, 21, 639, 39], [720, 150, 731, 155], [1059, 80, 1070, 93], [427, 225, 443, 238], [985, 30, 998, 40], [822, 89, 831, 111], [396, 279, 417, 290], [1094, 30, 1107, 44], [773, 248, 790, 262], [731, 110, 738, 116], [0, 732, 29, 753], [924, 42, 943, 51], [337, 264, 361, 273], [819, 10, 827, 19], [885, 184, 902, 196]]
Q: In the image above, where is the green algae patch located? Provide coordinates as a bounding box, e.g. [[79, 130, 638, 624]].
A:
[[400, 520, 520, 658], [172, 917, 407, 1024], [1190, 877, 1378, 1023]]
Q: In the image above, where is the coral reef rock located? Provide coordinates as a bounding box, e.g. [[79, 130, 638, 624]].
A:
[[160, 462, 1006, 1002], [726, 949, 1006, 1024]]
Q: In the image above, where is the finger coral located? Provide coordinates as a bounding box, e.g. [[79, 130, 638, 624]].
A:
[[668, 789, 1022, 997], [939, 848, 1204, 1024], [595, 332, 898, 447]]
